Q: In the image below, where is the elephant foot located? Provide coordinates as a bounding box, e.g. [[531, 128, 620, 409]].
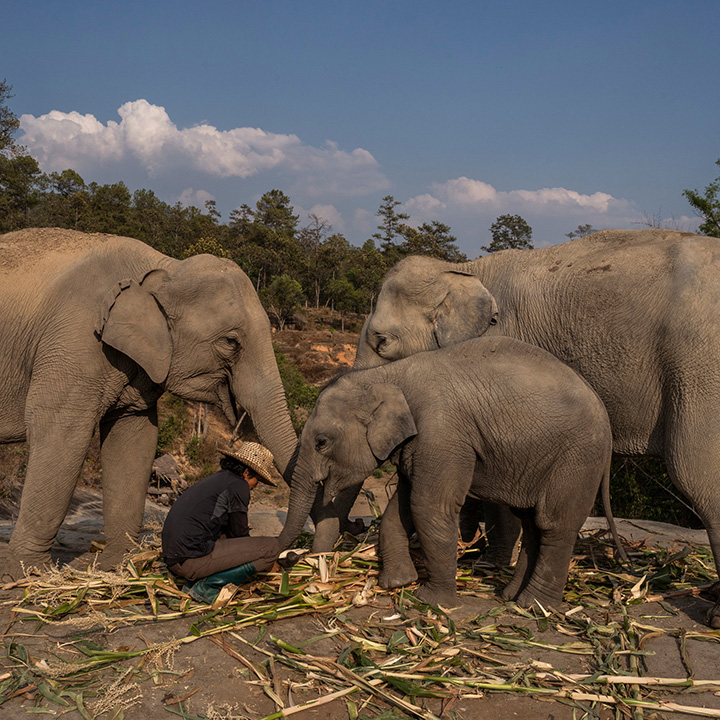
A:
[[414, 583, 459, 609], [707, 602, 720, 629], [97, 546, 130, 572], [379, 563, 418, 590], [501, 568, 525, 601], [4, 545, 52, 581], [706, 580, 720, 601], [515, 586, 563, 611]]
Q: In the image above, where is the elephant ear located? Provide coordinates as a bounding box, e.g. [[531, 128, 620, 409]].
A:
[[365, 384, 418, 462], [98, 274, 172, 384], [433, 270, 498, 347]]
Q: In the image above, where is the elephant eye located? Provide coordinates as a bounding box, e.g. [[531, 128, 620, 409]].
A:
[[315, 435, 331, 453], [219, 336, 240, 351], [214, 335, 241, 360]]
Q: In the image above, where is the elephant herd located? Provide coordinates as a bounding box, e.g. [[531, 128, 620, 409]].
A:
[[1, 227, 719, 627]]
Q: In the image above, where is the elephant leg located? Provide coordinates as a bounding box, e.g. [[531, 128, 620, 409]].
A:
[[663, 412, 720, 628], [483, 502, 522, 566], [411, 450, 476, 607], [378, 475, 417, 590], [502, 510, 538, 601], [310, 485, 365, 552], [515, 523, 578, 609], [98, 409, 158, 570], [8, 418, 95, 575]]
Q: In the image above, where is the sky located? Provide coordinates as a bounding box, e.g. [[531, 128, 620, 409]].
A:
[[3, 1, 719, 257]]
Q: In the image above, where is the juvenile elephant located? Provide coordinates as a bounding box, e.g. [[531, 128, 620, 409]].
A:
[[0, 228, 298, 578], [352, 228, 720, 626], [279, 336, 617, 608]]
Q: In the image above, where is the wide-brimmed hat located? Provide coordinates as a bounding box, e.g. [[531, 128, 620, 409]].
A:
[[218, 442, 277, 486]]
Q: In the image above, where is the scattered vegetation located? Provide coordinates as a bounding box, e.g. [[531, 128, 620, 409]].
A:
[[596, 459, 703, 529], [274, 345, 320, 431], [156, 394, 189, 455], [2, 529, 718, 718]]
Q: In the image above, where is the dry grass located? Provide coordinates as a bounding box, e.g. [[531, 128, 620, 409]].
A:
[[2, 527, 719, 719]]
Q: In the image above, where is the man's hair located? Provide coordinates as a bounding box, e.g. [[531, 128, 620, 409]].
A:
[[220, 456, 250, 475]]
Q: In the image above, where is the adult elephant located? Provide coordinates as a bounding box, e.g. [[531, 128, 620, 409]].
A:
[[0, 228, 298, 579], [352, 228, 720, 626]]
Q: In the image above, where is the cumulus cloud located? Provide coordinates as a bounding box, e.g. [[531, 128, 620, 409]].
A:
[[304, 204, 346, 233], [178, 188, 215, 208], [404, 176, 623, 216], [19, 99, 388, 197]]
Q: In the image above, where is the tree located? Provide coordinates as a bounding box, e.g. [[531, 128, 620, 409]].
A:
[[325, 276, 363, 331], [131, 188, 171, 250], [298, 213, 331, 308], [85, 181, 134, 236], [32, 169, 88, 229], [233, 190, 304, 288], [0, 153, 47, 231], [254, 189, 298, 236], [181, 236, 231, 259], [349, 238, 387, 313], [565, 223, 595, 240], [481, 214, 534, 253], [0, 79, 49, 231], [372, 195, 409, 262], [0, 79, 20, 155], [683, 159, 720, 238], [399, 220, 468, 262], [260, 274, 304, 331]]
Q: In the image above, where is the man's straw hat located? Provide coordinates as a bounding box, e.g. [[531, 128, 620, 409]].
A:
[[218, 442, 277, 486]]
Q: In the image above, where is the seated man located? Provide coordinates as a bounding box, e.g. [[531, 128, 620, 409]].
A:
[[162, 442, 281, 603]]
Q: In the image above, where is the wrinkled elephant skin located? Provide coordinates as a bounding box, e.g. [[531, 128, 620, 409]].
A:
[[0, 228, 297, 578], [280, 336, 613, 608], [354, 228, 720, 626]]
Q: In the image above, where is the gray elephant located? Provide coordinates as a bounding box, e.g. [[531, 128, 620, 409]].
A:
[[0, 227, 300, 578], [352, 228, 720, 625], [279, 336, 617, 608]]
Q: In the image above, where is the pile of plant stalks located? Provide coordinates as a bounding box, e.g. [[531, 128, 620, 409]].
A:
[[1, 527, 720, 720]]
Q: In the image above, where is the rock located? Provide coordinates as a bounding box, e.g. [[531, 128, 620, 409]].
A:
[[152, 454, 184, 491]]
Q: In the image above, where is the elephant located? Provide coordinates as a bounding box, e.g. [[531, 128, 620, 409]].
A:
[[278, 336, 618, 608], [352, 228, 720, 626], [0, 227, 300, 579]]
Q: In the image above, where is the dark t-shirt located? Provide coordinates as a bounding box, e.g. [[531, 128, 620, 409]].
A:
[[161, 469, 251, 566]]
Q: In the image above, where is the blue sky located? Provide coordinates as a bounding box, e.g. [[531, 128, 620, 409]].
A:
[[3, 1, 719, 256]]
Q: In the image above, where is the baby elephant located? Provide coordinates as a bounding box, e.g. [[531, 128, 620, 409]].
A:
[[279, 336, 616, 609]]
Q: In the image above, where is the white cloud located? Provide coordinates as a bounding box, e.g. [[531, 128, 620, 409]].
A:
[[404, 176, 623, 216], [19, 99, 388, 196], [177, 188, 215, 208], [353, 208, 375, 235], [305, 204, 346, 233]]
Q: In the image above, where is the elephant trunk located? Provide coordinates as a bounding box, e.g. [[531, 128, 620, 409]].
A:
[[277, 465, 319, 550], [231, 361, 298, 479], [353, 316, 389, 370]]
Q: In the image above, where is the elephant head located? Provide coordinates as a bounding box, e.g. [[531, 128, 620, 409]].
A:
[[354, 256, 498, 370], [277, 376, 417, 549], [98, 253, 297, 473]]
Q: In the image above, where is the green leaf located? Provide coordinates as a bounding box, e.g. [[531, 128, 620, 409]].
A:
[[37, 681, 71, 706], [279, 571, 290, 597]]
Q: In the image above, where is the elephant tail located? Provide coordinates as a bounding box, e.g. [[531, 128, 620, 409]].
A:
[[601, 460, 629, 563]]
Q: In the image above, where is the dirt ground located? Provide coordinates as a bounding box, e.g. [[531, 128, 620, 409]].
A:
[[2, 503, 720, 720]]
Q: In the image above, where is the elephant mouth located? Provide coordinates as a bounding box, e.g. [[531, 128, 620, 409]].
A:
[[215, 380, 241, 427]]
